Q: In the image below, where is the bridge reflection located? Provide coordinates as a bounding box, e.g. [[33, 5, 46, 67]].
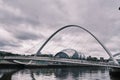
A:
[[0, 69, 18, 80]]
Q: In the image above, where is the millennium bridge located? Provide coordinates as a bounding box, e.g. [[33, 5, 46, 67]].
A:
[[0, 25, 120, 70], [0, 56, 119, 68]]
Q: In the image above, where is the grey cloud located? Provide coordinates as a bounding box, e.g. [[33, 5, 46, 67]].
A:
[[14, 31, 42, 40], [3, 0, 69, 26], [0, 0, 120, 56], [3, 26, 45, 41], [0, 10, 40, 26], [0, 40, 21, 48]]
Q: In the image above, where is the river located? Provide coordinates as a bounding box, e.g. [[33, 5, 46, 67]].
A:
[[0, 67, 119, 80]]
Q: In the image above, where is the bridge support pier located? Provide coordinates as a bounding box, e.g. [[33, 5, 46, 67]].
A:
[[109, 68, 120, 78]]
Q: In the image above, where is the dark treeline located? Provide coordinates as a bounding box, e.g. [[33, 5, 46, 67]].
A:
[[0, 51, 21, 56], [86, 56, 108, 62], [0, 51, 53, 57]]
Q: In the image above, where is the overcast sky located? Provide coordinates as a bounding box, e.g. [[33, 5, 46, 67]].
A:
[[0, 0, 120, 58]]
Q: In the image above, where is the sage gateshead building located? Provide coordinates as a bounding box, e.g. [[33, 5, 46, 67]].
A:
[[54, 49, 86, 59]]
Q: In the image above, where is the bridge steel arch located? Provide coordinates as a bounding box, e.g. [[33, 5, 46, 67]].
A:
[[36, 25, 118, 64], [113, 53, 120, 57], [109, 53, 120, 60]]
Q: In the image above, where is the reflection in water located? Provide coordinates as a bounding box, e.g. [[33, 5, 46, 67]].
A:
[[0, 67, 119, 80], [30, 71, 36, 80], [0, 69, 18, 80]]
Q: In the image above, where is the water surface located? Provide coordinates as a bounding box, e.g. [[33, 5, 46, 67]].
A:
[[0, 67, 118, 80]]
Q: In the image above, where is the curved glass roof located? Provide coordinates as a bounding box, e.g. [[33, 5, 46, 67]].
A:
[[55, 49, 85, 59]]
